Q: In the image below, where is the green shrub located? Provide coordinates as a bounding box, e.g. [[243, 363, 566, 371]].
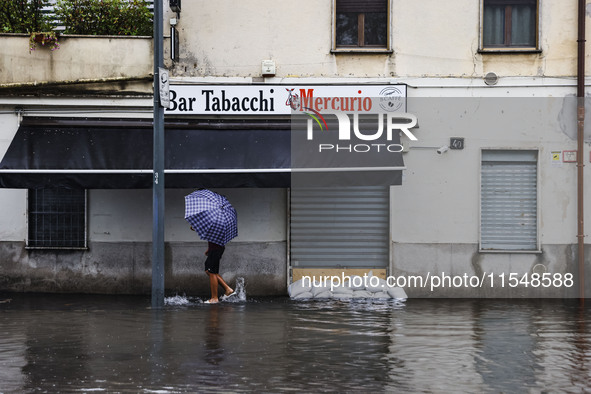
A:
[[55, 0, 153, 36], [0, 0, 52, 33], [1, 0, 152, 36]]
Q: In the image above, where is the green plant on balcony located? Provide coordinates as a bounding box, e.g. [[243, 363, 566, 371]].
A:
[[0, 0, 60, 52], [0, 0, 51, 33], [29, 30, 60, 51], [1, 0, 152, 52], [55, 0, 152, 36]]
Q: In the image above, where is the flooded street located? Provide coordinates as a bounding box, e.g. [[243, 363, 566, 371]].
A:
[[1, 294, 590, 393]]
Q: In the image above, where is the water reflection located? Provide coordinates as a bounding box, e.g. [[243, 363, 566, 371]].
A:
[[204, 306, 223, 366], [0, 295, 590, 392], [472, 302, 542, 392], [571, 306, 590, 388], [22, 313, 93, 391]]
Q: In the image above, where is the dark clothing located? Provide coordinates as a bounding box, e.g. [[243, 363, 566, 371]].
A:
[[204, 242, 225, 274], [206, 242, 224, 254]]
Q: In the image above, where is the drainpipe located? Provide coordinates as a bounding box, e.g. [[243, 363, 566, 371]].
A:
[[577, 0, 586, 301]]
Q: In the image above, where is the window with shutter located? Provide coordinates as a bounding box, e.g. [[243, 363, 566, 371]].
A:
[[481, 0, 539, 51], [334, 0, 389, 50], [480, 150, 539, 251]]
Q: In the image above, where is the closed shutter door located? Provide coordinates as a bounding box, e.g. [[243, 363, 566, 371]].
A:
[[290, 186, 389, 268], [481, 150, 538, 250]]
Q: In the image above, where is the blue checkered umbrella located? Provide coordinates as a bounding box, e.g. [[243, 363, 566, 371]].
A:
[[184, 189, 238, 246]]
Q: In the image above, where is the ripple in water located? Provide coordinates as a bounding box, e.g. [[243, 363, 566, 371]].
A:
[[2, 295, 591, 392]]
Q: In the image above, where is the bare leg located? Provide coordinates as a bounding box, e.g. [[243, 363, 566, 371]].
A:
[[207, 271, 219, 303], [216, 274, 234, 296]]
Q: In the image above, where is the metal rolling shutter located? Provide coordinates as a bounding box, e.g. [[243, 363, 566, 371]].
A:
[[481, 150, 538, 251], [336, 0, 388, 13], [290, 186, 390, 268]]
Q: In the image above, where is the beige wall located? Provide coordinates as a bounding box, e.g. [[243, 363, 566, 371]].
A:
[[1, 1, 587, 83], [391, 96, 590, 246], [0, 34, 152, 85], [165, 0, 589, 79], [0, 1, 587, 83]]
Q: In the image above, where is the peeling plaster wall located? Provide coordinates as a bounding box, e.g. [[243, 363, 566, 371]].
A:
[[0, 187, 288, 296], [391, 243, 588, 298], [0, 35, 152, 85], [163, 0, 591, 79], [0, 240, 287, 296]]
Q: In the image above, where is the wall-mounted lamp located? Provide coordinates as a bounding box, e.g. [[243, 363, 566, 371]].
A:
[[170, 18, 179, 62], [169, 0, 181, 18]]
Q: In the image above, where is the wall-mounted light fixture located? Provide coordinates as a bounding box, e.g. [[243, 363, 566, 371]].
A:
[[169, 0, 181, 18], [170, 18, 179, 62]]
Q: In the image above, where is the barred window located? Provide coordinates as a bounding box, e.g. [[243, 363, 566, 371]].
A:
[[28, 188, 87, 249]]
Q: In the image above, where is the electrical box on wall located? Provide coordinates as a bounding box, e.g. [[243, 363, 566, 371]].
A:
[[262, 60, 276, 76]]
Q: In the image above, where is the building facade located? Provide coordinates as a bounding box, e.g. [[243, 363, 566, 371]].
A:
[[0, 0, 589, 297]]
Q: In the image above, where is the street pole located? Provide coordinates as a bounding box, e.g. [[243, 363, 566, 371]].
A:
[[577, 0, 586, 302], [576, 0, 586, 302], [152, 0, 165, 308]]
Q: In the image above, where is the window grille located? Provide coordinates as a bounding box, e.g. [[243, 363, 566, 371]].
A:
[[28, 188, 87, 249]]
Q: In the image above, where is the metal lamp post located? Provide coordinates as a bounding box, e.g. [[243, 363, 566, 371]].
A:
[[152, 0, 165, 308]]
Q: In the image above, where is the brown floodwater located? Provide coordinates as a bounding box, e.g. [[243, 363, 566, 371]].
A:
[[0, 293, 590, 392]]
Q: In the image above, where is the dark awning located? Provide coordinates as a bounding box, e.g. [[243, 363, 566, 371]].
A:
[[0, 117, 291, 189], [0, 117, 404, 189]]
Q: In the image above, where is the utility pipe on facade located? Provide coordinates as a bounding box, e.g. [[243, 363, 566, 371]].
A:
[[577, 0, 586, 301]]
